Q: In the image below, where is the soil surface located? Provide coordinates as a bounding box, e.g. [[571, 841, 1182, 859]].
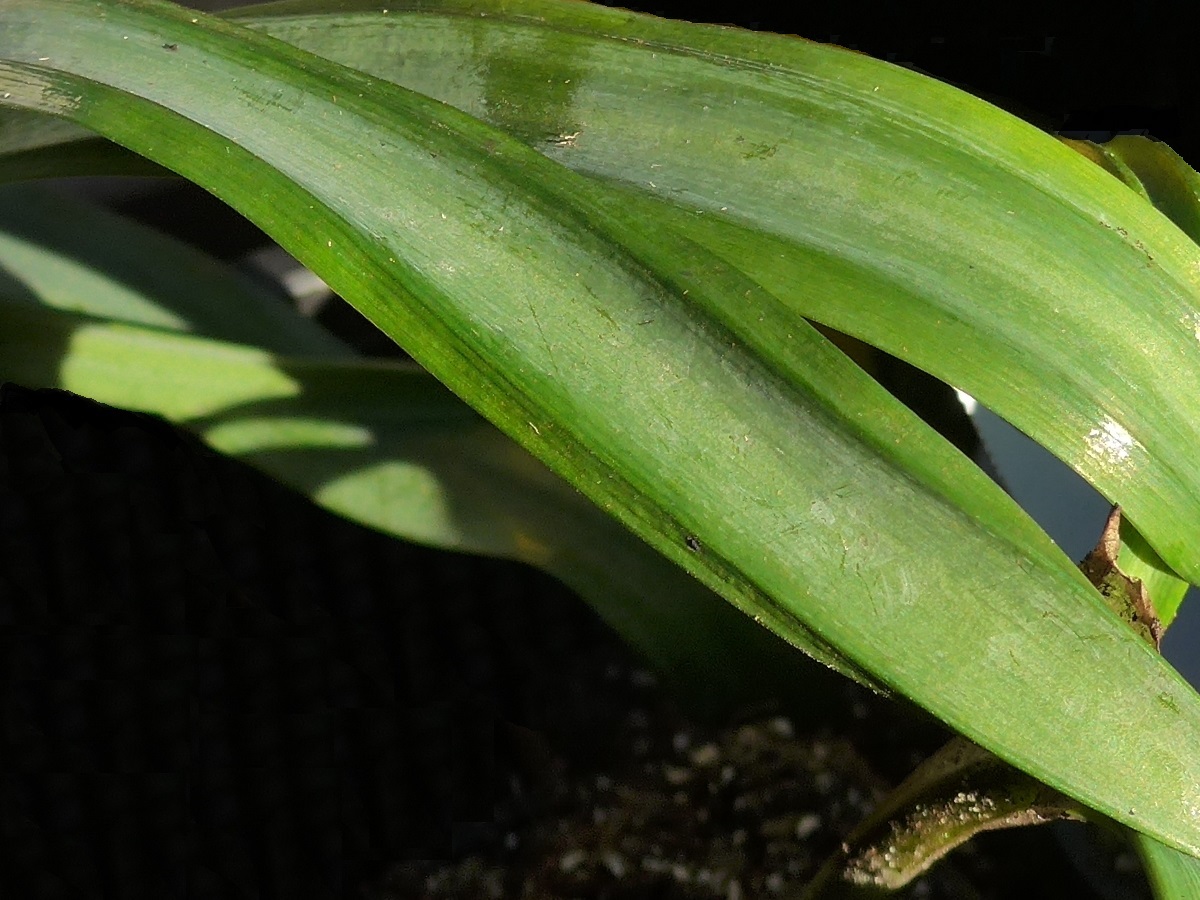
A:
[[365, 587, 1145, 900]]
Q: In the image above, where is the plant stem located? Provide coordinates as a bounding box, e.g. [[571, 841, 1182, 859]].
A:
[[799, 736, 1086, 897]]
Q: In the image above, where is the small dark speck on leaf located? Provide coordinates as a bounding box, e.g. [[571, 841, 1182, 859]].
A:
[[163, 43, 178, 51], [685, 536, 701, 552]]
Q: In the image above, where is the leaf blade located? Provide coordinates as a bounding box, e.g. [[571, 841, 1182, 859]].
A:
[[0, 296, 860, 708], [1135, 829, 1200, 898], [238, 0, 1200, 588], [0, 183, 351, 355]]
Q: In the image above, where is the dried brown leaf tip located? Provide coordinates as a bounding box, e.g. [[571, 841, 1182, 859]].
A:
[[1078, 506, 1163, 650]]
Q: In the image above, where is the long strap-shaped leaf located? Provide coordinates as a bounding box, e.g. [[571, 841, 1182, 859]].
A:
[[0, 181, 855, 714], [4, 0, 1200, 857], [0, 289, 854, 712], [11, 7, 1200, 604], [237, 0, 1200, 592]]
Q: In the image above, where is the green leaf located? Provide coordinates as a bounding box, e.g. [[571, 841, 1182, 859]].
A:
[[1051, 136, 1200, 635], [0, 106, 162, 180], [1101, 136, 1200, 250], [0, 297, 842, 711], [0, 183, 872, 703], [18, 2, 1200, 612], [1058, 136, 1156, 201], [0, 183, 351, 355], [1135, 829, 1200, 898], [1119, 516, 1191, 629], [5, 0, 1200, 858], [234, 0, 1200, 590], [0, 175, 855, 714]]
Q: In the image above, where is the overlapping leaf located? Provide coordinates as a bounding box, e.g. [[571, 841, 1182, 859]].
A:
[[0, 183, 350, 354], [234, 0, 1200, 590], [3, 0, 1200, 859], [1137, 829, 1200, 898], [0, 288, 835, 712]]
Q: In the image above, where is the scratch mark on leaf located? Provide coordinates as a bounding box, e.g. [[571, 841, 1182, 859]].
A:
[[527, 300, 560, 378]]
